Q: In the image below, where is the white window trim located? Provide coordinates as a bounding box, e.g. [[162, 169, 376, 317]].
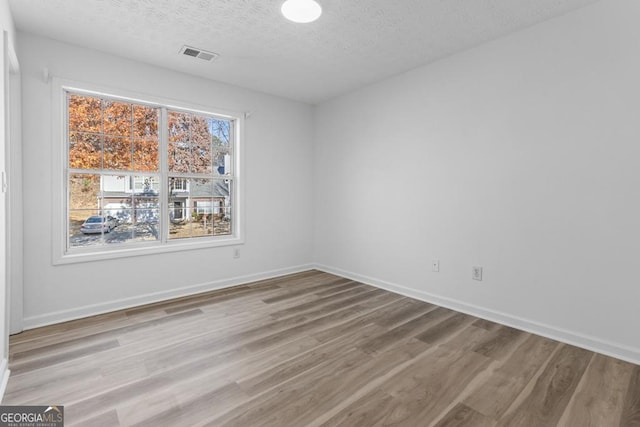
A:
[[51, 78, 245, 265]]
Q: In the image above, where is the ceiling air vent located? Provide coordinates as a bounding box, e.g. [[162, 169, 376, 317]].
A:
[[180, 45, 219, 62]]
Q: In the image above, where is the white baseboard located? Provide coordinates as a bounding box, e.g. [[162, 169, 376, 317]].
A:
[[22, 264, 315, 330], [0, 358, 9, 403], [314, 264, 640, 366]]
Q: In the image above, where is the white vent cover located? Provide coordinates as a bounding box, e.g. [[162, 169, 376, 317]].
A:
[[180, 45, 219, 61]]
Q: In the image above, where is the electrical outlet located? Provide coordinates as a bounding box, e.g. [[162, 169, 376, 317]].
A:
[[472, 266, 483, 281], [432, 259, 439, 272], [233, 248, 240, 259]]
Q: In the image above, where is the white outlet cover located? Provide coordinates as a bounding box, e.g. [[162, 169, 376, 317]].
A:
[[472, 266, 483, 281], [432, 259, 439, 272]]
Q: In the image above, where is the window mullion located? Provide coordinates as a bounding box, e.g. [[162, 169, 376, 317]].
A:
[[159, 107, 169, 244]]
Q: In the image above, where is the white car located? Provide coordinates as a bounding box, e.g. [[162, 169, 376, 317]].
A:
[[80, 215, 117, 234]]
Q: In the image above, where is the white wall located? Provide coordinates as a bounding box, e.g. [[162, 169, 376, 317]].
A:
[[0, 0, 17, 400], [17, 33, 314, 328], [314, 0, 640, 363]]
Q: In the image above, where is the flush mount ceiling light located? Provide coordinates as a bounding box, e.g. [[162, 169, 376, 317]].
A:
[[281, 0, 322, 23]]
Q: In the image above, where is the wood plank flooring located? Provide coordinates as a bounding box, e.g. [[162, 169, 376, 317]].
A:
[[2, 270, 638, 426]]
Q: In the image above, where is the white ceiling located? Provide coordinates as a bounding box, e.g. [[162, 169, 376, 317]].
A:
[[9, 0, 598, 104]]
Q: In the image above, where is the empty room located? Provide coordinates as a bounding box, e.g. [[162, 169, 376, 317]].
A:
[[1, 0, 639, 425]]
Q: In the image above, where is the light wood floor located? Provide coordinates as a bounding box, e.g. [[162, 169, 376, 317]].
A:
[[3, 270, 639, 426]]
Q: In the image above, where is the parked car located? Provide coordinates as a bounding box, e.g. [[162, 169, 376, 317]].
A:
[[80, 215, 118, 234]]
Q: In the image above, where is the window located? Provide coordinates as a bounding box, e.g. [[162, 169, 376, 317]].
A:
[[60, 86, 241, 261], [172, 178, 188, 191], [166, 110, 233, 240]]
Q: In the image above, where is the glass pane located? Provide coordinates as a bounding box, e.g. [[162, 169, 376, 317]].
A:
[[133, 105, 159, 138], [191, 114, 212, 145], [192, 199, 214, 237], [135, 205, 159, 223], [106, 211, 133, 244], [167, 178, 188, 238], [211, 118, 231, 149], [212, 151, 231, 176], [68, 172, 109, 248], [100, 174, 129, 195], [134, 197, 159, 221], [69, 132, 102, 170], [190, 178, 214, 198], [133, 209, 160, 242], [103, 100, 132, 137], [168, 177, 191, 240], [133, 138, 159, 172], [192, 143, 212, 174], [213, 216, 231, 236], [68, 94, 101, 133], [133, 192, 159, 243], [69, 173, 100, 211], [214, 179, 232, 236], [168, 177, 188, 195], [168, 142, 191, 173], [99, 174, 130, 245], [132, 176, 160, 195], [168, 206, 190, 239], [103, 202, 132, 224], [168, 111, 190, 143], [191, 212, 214, 237], [69, 209, 104, 248], [104, 136, 132, 170]]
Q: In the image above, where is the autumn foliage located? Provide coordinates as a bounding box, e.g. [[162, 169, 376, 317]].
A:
[[68, 93, 230, 175], [168, 111, 230, 175], [68, 94, 159, 172]]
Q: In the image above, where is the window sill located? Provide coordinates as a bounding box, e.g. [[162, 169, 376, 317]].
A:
[[54, 236, 243, 265]]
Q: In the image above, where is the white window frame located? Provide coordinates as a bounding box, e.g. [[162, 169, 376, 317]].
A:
[[52, 78, 244, 265]]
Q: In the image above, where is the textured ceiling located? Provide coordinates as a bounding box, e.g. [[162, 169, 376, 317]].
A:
[[9, 0, 599, 104]]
